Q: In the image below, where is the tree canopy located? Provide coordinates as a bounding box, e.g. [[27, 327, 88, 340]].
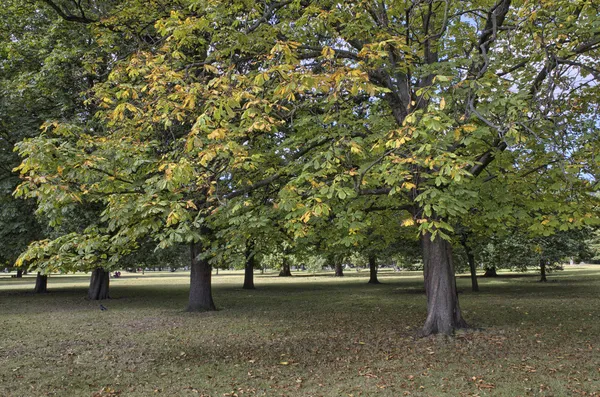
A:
[[8, 0, 600, 334]]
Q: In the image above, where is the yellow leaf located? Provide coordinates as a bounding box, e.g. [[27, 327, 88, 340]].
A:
[[207, 128, 226, 140], [300, 211, 311, 223], [454, 128, 461, 141], [440, 97, 446, 110], [402, 218, 415, 227], [462, 124, 477, 133], [321, 46, 335, 59]]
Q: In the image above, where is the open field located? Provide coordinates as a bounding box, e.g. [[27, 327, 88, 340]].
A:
[[1, 266, 599, 397]]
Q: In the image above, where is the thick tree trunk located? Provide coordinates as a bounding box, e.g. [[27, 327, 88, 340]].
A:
[[368, 255, 380, 284], [243, 241, 255, 290], [88, 268, 110, 300], [16, 269, 23, 278], [279, 258, 292, 277], [421, 231, 468, 336], [483, 266, 498, 277], [334, 261, 344, 277], [34, 273, 48, 293], [539, 260, 547, 282], [187, 242, 216, 312]]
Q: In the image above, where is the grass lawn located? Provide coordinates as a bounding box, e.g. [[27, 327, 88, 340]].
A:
[[1, 266, 599, 397]]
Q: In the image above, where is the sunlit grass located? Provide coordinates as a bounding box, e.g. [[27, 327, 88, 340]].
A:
[[1, 265, 599, 396]]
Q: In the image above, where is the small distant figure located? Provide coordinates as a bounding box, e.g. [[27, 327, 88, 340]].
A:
[[112, 271, 121, 278], [100, 304, 108, 311]]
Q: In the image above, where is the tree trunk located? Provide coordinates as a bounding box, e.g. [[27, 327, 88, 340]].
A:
[[460, 234, 479, 292], [467, 251, 479, 292], [483, 266, 498, 277], [539, 259, 547, 282], [34, 273, 48, 293], [279, 258, 292, 277], [88, 268, 110, 300], [421, 231, 468, 336], [243, 241, 255, 290], [16, 269, 23, 278], [368, 255, 380, 284], [187, 242, 216, 312], [334, 261, 344, 277]]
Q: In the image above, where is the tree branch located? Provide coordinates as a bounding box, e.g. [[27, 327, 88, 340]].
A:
[[40, 0, 97, 23]]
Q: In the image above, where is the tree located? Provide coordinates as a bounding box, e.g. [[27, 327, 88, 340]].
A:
[[14, 0, 600, 333]]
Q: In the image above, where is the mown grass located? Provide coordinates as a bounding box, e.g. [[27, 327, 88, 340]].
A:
[[1, 266, 599, 397]]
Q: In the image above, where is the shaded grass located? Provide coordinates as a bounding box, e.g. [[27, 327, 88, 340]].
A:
[[1, 266, 599, 396]]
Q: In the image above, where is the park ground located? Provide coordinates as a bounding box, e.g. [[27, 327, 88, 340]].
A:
[[1, 266, 599, 397]]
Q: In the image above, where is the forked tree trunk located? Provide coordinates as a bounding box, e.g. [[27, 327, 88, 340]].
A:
[[334, 262, 344, 277], [187, 242, 216, 312], [279, 258, 292, 277], [243, 241, 255, 290], [16, 269, 23, 278], [368, 255, 380, 284], [88, 268, 110, 300], [483, 266, 498, 277], [539, 259, 547, 282], [421, 231, 468, 336], [34, 273, 48, 293]]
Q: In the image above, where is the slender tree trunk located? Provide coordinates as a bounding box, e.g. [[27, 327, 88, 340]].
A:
[[34, 272, 48, 293], [16, 269, 23, 278], [334, 261, 344, 277], [187, 242, 216, 312], [483, 266, 498, 277], [88, 268, 110, 300], [243, 241, 255, 290], [460, 234, 479, 291], [279, 258, 292, 277], [421, 231, 468, 336], [368, 255, 380, 284], [459, 236, 480, 292], [467, 251, 479, 292], [539, 259, 547, 282]]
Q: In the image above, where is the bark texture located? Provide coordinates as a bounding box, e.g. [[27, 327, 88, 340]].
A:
[[88, 268, 110, 300], [466, 250, 479, 292], [243, 241, 255, 290], [278, 258, 292, 277], [421, 232, 468, 336], [187, 242, 216, 312], [34, 273, 48, 293], [540, 260, 547, 282], [368, 255, 380, 284], [334, 262, 344, 277]]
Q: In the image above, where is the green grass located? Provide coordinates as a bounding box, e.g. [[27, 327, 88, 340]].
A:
[[1, 266, 599, 397]]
